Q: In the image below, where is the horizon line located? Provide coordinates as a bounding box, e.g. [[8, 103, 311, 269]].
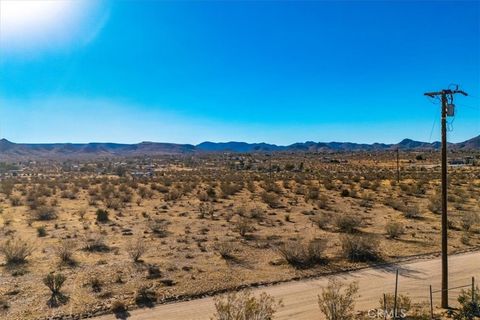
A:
[[2, 136, 477, 147]]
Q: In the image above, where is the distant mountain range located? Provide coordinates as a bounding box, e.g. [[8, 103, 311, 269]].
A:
[[0, 135, 478, 161]]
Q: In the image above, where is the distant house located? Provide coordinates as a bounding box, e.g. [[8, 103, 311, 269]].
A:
[[449, 159, 466, 165]]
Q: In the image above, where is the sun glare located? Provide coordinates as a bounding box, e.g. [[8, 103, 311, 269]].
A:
[[0, 0, 105, 53]]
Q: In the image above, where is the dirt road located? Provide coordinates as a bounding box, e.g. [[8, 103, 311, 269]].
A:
[[97, 251, 479, 319]]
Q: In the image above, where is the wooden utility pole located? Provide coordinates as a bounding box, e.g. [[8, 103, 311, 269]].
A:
[[396, 148, 400, 183], [424, 87, 467, 309]]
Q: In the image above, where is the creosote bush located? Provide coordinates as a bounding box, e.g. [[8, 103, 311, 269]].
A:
[[311, 213, 331, 230], [428, 195, 442, 214], [212, 290, 282, 320], [56, 240, 77, 266], [149, 219, 170, 237], [318, 279, 359, 320], [278, 238, 326, 268], [111, 300, 128, 315], [334, 214, 361, 233], [234, 217, 255, 238], [83, 232, 109, 252], [385, 221, 405, 239], [135, 285, 157, 307], [261, 191, 280, 208], [34, 205, 58, 221], [403, 205, 422, 219], [340, 234, 380, 262], [461, 212, 479, 232], [37, 226, 47, 237], [126, 236, 147, 262], [96, 209, 109, 222], [0, 237, 34, 265], [379, 293, 411, 316], [454, 285, 480, 320], [216, 241, 237, 260]]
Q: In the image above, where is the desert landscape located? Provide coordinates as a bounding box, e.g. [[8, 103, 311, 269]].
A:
[[1, 1, 479, 319], [0, 142, 479, 319]]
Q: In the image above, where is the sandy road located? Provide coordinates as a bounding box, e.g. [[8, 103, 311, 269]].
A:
[[97, 251, 479, 319]]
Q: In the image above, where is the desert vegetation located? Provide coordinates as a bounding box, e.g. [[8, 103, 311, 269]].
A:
[[0, 151, 479, 319]]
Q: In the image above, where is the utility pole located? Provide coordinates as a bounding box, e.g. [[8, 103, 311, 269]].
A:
[[396, 148, 400, 183], [424, 86, 467, 309]]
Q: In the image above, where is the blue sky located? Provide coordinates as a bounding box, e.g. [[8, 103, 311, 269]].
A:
[[0, 0, 478, 145]]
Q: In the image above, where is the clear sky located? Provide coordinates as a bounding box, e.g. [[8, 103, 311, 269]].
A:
[[0, 0, 478, 145]]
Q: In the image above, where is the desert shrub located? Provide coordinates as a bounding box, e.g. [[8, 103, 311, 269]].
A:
[[0, 237, 34, 265], [350, 189, 358, 199], [198, 202, 214, 219], [249, 206, 266, 221], [126, 237, 147, 262], [146, 264, 162, 279], [340, 189, 350, 197], [316, 194, 329, 209], [197, 191, 209, 202], [233, 217, 255, 238], [37, 226, 47, 237], [403, 205, 422, 219], [60, 189, 77, 200], [340, 234, 380, 262], [454, 285, 480, 320], [384, 198, 406, 212], [206, 186, 217, 199], [278, 238, 326, 268], [138, 186, 153, 199], [0, 298, 9, 313], [324, 181, 335, 190], [83, 232, 109, 252], [212, 290, 282, 320], [262, 180, 282, 194], [428, 194, 442, 214], [216, 241, 237, 260], [220, 182, 243, 198], [385, 222, 405, 239], [26, 194, 46, 210], [234, 206, 247, 217], [149, 219, 170, 237], [56, 240, 77, 266], [311, 212, 331, 230], [318, 279, 359, 320], [334, 214, 361, 233], [247, 180, 256, 193], [379, 293, 411, 317], [164, 188, 182, 201], [0, 180, 15, 197], [105, 197, 122, 210], [77, 208, 87, 220], [305, 186, 320, 202], [9, 195, 21, 206], [111, 300, 128, 315], [43, 273, 68, 307], [88, 276, 103, 293], [461, 212, 479, 232], [261, 191, 281, 208], [34, 205, 57, 221], [135, 285, 156, 307], [95, 209, 109, 222]]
